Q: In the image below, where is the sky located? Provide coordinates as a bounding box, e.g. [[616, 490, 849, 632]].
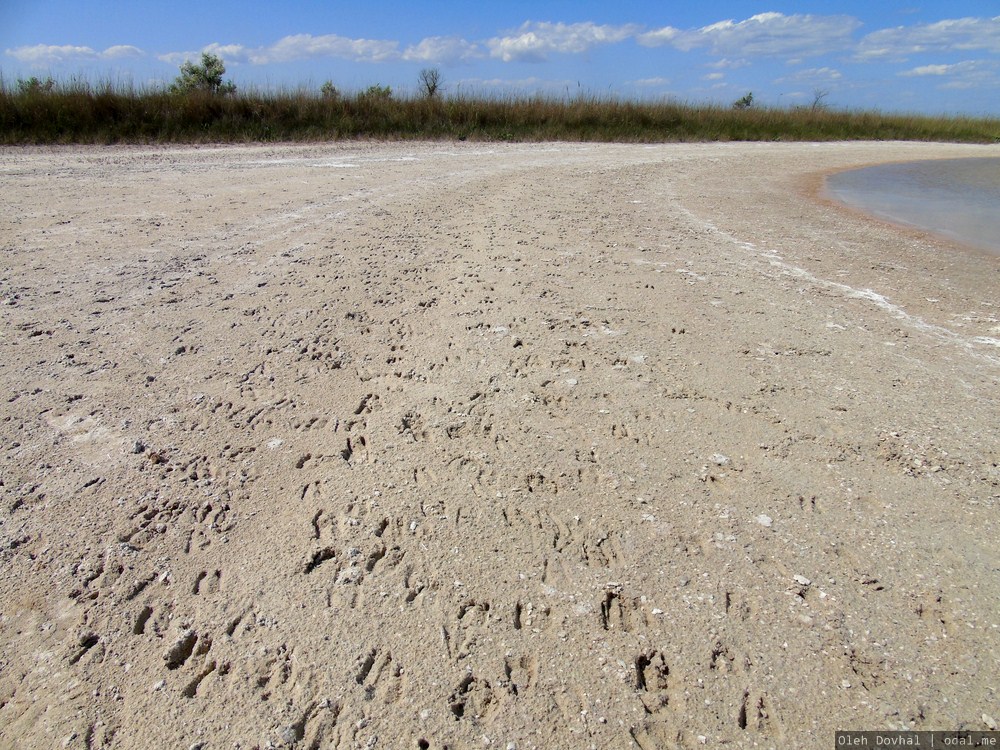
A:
[[2, 1, 998, 115]]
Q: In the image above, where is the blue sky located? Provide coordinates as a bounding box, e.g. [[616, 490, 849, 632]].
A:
[[2, 1, 998, 115]]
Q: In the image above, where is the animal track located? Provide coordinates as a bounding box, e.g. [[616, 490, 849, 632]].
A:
[[503, 654, 537, 697], [192, 569, 222, 595], [599, 587, 648, 632], [635, 650, 671, 717], [354, 648, 403, 704], [164, 629, 203, 670], [449, 673, 501, 722]]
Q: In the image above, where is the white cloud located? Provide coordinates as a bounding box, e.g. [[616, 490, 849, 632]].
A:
[[487, 21, 640, 62], [6, 43, 144, 64], [101, 45, 143, 59], [857, 16, 1000, 61], [898, 60, 998, 90], [703, 72, 724, 81], [902, 62, 971, 77], [159, 34, 400, 67], [708, 58, 750, 70], [631, 77, 670, 87], [258, 34, 399, 64], [402, 36, 482, 63], [636, 27, 680, 47], [779, 66, 843, 83], [658, 12, 861, 58]]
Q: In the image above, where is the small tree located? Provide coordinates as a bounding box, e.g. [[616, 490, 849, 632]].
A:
[[17, 76, 56, 94], [320, 81, 339, 100], [418, 68, 442, 98], [361, 84, 392, 101], [810, 88, 830, 113], [732, 91, 754, 110], [171, 52, 236, 95]]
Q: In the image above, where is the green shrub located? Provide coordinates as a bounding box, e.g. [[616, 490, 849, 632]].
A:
[[17, 76, 55, 95], [360, 84, 392, 101], [170, 52, 236, 95]]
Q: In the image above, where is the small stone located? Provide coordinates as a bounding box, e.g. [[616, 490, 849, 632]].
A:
[[336, 566, 362, 585], [679, 578, 690, 587], [279, 725, 300, 744], [652, 608, 664, 615], [793, 575, 811, 586], [710, 453, 731, 466], [984, 714, 998, 731], [151, 679, 166, 692], [756, 514, 773, 527], [565, 378, 578, 387]]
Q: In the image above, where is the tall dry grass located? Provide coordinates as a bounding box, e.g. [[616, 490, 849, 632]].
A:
[[1, 79, 997, 144]]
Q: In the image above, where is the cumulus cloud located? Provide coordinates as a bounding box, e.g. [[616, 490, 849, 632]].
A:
[[902, 62, 972, 76], [779, 66, 843, 83], [679, 12, 861, 57], [631, 77, 671, 87], [898, 60, 997, 89], [102, 45, 144, 59], [635, 27, 680, 47], [6, 43, 144, 64], [161, 33, 485, 67], [261, 34, 398, 64], [159, 34, 400, 67], [857, 16, 1000, 61], [487, 21, 640, 62], [707, 58, 750, 70], [402, 36, 482, 63]]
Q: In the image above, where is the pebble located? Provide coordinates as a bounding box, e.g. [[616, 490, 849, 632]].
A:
[[710, 453, 731, 466], [984, 714, 998, 731], [793, 575, 811, 586], [756, 514, 773, 527], [336, 566, 362, 585]]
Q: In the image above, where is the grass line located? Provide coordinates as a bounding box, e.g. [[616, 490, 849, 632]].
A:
[[2, 81, 998, 144]]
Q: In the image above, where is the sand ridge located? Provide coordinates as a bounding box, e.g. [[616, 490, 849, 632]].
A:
[[0, 141, 997, 749]]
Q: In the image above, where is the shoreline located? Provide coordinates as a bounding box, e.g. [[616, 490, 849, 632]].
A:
[[815, 156, 1000, 259], [803, 157, 1000, 262], [1, 141, 997, 748]]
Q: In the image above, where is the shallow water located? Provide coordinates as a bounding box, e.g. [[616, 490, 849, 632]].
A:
[[825, 157, 1000, 255]]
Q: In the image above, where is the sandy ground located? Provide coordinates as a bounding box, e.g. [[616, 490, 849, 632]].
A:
[[0, 141, 998, 750]]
